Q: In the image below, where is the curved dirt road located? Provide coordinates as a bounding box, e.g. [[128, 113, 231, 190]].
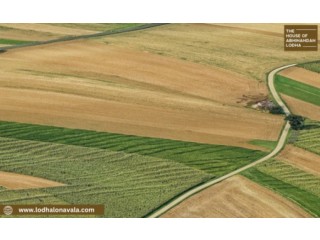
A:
[[268, 64, 296, 116], [148, 63, 296, 218]]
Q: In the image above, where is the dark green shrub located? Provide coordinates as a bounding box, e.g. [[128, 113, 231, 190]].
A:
[[285, 114, 305, 130], [269, 106, 284, 114]]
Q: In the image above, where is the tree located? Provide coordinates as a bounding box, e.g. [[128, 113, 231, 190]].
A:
[[269, 106, 284, 114], [285, 114, 305, 130]]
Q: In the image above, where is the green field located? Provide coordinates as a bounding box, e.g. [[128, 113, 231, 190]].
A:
[[0, 39, 34, 45], [242, 159, 320, 217], [0, 137, 211, 217], [298, 61, 320, 73], [275, 75, 320, 106], [293, 120, 320, 155], [0, 121, 266, 177], [0, 121, 266, 217], [249, 139, 277, 151]]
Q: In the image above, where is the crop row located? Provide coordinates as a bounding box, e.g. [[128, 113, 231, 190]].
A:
[[294, 120, 320, 155], [242, 158, 320, 217], [0, 121, 265, 176], [275, 75, 320, 107], [298, 61, 320, 74], [0, 137, 210, 217]]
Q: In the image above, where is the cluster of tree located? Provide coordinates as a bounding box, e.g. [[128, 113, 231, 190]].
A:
[[285, 114, 305, 130]]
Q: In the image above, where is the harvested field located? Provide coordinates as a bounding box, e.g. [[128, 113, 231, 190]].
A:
[[0, 41, 266, 106], [99, 23, 320, 81], [161, 175, 310, 218], [281, 94, 320, 121], [0, 171, 65, 190], [279, 67, 320, 89], [0, 40, 283, 148], [0, 24, 145, 43], [50, 23, 144, 32], [213, 24, 284, 34], [213, 24, 320, 40], [0, 24, 96, 36], [277, 145, 320, 176], [0, 25, 57, 42], [242, 159, 320, 217]]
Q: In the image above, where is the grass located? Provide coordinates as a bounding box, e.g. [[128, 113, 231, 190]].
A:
[[275, 75, 320, 106], [249, 139, 277, 151], [242, 158, 320, 217], [293, 120, 320, 155], [0, 121, 266, 177], [50, 24, 145, 32], [0, 39, 34, 45], [298, 61, 320, 73], [0, 137, 211, 218]]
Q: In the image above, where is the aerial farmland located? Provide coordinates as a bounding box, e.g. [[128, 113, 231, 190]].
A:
[[0, 23, 319, 218]]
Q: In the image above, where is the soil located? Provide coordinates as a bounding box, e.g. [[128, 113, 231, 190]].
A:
[[161, 175, 310, 218], [0, 171, 65, 190], [0, 40, 283, 149]]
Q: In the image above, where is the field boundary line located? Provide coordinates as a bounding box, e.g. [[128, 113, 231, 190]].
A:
[[147, 63, 296, 218], [0, 23, 168, 52]]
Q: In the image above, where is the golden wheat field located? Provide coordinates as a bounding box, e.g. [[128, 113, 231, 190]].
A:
[[0, 39, 284, 149]]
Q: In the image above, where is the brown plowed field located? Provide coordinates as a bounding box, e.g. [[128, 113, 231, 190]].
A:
[[0, 40, 283, 148], [279, 67, 320, 88], [0, 171, 65, 190], [277, 145, 320, 176], [161, 175, 310, 218], [281, 94, 320, 121]]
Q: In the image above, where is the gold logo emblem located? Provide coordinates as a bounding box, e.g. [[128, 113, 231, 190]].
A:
[[3, 205, 13, 215]]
